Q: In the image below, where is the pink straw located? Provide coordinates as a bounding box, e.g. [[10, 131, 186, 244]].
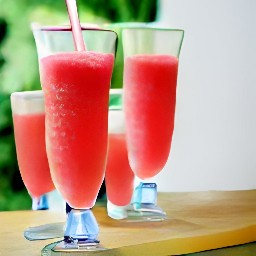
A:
[[65, 0, 86, 51]]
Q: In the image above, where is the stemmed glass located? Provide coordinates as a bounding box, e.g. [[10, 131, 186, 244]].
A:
[[105, 89, 135, 219], [122, 27, 184, 220], [10, 90, 64, 240], [106, 88, 167, 221], [33, 25, 117, 252]]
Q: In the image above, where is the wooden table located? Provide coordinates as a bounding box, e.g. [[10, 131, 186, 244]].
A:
[[0, 190, 255, 256]]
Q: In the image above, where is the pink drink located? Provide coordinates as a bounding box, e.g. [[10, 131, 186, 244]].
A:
[[124, 54, 178, 179], [105, 134, 134, 206], [13, 113, 54, 198], [40, 51, 114, 209]]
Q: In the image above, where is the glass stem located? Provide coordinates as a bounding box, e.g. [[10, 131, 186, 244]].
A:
[[32, 194, 49, 210], [132, 182, 158, 209], [64, 208, 99, 243]]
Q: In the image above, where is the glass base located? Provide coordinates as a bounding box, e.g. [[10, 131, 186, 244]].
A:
[[42, 240, 106, 255], [107, 182, 167, 222], [53, 239, 106, 252], [126, 204, 167, 222], [24, 222, 64, 240]]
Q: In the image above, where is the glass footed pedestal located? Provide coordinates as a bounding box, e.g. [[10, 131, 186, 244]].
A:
[[107, 182, 166, 222], [47, 209, 106, 253]]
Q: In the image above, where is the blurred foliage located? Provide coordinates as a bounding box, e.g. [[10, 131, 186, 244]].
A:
[[0, 0, 156, 211]]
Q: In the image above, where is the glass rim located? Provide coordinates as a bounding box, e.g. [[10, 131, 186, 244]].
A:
[[105, 22, 184, 33], [11, 90, 44, 101], [121, 27, 184, 33], [31, 23, 117, 34]]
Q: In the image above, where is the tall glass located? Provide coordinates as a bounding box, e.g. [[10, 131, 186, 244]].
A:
[[123, 28, 184, 219], [10, 91, 64, 240], [33, 26, 117, 252], [11, 91, 54, 208], [105, 89, 135, 219]]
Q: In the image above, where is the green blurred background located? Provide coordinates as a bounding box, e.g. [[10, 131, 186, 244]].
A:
[[0, 0, 157, 211]]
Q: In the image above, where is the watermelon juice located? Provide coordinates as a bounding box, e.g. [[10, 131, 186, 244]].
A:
[[13, 113, 54, 198], [105, 132, 134, 206], [40, 51, 114, 209], [124, 54, 178, 179]]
